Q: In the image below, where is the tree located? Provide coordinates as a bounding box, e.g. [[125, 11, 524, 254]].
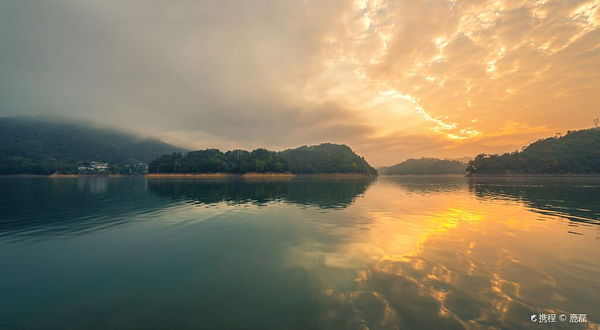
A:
[[147, 143, 376, 175], [467, 128, 600, 175]]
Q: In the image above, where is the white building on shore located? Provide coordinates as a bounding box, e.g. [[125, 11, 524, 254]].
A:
[[78, 162, 109, 173]]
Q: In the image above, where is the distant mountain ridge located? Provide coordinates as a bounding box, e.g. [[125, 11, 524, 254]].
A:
[[379, 157, 467, 175], [467, 128, 600, 175], [0, 116, 186, 174]]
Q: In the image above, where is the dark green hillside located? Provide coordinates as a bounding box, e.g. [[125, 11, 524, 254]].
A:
[[0, 116, 185, 174], [467, 128, 600, 175], [149, 149, 290, 174], [379, 158, 467, 175], [281, 143, 377, 174], [149, 143, 377, 175]]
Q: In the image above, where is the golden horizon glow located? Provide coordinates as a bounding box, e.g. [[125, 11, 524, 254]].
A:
[[282, 178, 600, 328], [293, 0, 600, 165]]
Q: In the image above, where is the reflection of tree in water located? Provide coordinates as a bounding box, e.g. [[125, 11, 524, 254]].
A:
[[468, 177, 600, 226], [147, 178, 375, 209], [0, 177, 374, 242], [0, 177, 168, 241]]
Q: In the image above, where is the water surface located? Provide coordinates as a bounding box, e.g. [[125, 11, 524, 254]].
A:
[[0, 176, 598, 329]]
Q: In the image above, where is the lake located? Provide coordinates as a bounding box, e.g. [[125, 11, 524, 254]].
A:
[[0, 176, 598, 330]]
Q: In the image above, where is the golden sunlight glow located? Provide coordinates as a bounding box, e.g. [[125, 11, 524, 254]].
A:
[[301, 0, 600, 164], [4, 0, 599, 165], [291, 179, 600, 327]]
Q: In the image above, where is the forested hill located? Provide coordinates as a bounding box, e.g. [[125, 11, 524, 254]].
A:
[[379, 158, 467, 175], [467, 128, 600, 175], [149, 143, 377, 175], [0, 116, 185, 174]]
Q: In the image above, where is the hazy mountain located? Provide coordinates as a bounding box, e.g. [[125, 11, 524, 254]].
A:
[[379, 157, 467, 175], [0, 116, 185, 174], [450, 156, 473, 164]]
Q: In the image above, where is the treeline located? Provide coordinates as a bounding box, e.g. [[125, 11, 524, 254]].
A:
[[379, 157, 467, 175], [0, 116, 185, 175], [467, 128, 600, 175], [0, 157, 146, 175], [0, 156, 80, 175], [149, 143, 377, 175], [149, 149, 290, 174]]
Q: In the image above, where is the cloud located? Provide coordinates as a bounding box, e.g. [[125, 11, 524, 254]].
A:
[[1, 0, 599, 166]]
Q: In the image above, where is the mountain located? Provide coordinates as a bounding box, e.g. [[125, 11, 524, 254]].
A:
[[467, 128, 600, 175], [149, 143, 378, 175], [379, 157, 467, 175], [281, 143, 377, 174], [0, 116, 185, 174]]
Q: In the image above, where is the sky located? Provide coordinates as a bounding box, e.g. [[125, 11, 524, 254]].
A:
[[1, 0, 599, 166]]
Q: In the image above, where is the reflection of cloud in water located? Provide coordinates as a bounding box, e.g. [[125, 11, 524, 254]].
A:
[[303, 179, 599, 329], [316, 221, 593, 330], [1, 176, 599, 329]]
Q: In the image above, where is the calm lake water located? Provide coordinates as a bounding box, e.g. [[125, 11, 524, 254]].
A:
[[0, 176, 598, 330]]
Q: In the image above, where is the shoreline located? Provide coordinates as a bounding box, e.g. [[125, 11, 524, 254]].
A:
[[3, 173, 600, 178], [145, 173, 377, 179], [379, 174, 466, 177], [0, 174, 126, 178], [466, 173, 600, 177], [4, 173, 600, 178], [146, 173, 293, 179], [0, 173, 377, 179]]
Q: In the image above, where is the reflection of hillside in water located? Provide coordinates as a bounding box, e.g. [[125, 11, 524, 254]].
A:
[[147, 177, 375, 209], [468, 177, 600, 226], [303, 178, 599, 330], [0, 177, 169, 241], [0, 177, 374, 242], [1, 176, 598, 329], [285, 177, 599, 330], [381, 176, 600, 226]]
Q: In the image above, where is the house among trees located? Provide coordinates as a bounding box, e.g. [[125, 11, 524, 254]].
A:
[[78, 162, 109, 173], [128, 163, 149, 174]]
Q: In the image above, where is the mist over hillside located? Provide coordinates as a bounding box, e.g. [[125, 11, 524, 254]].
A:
[[0, 116, 377, 176], [0, 116, 186, 174]]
